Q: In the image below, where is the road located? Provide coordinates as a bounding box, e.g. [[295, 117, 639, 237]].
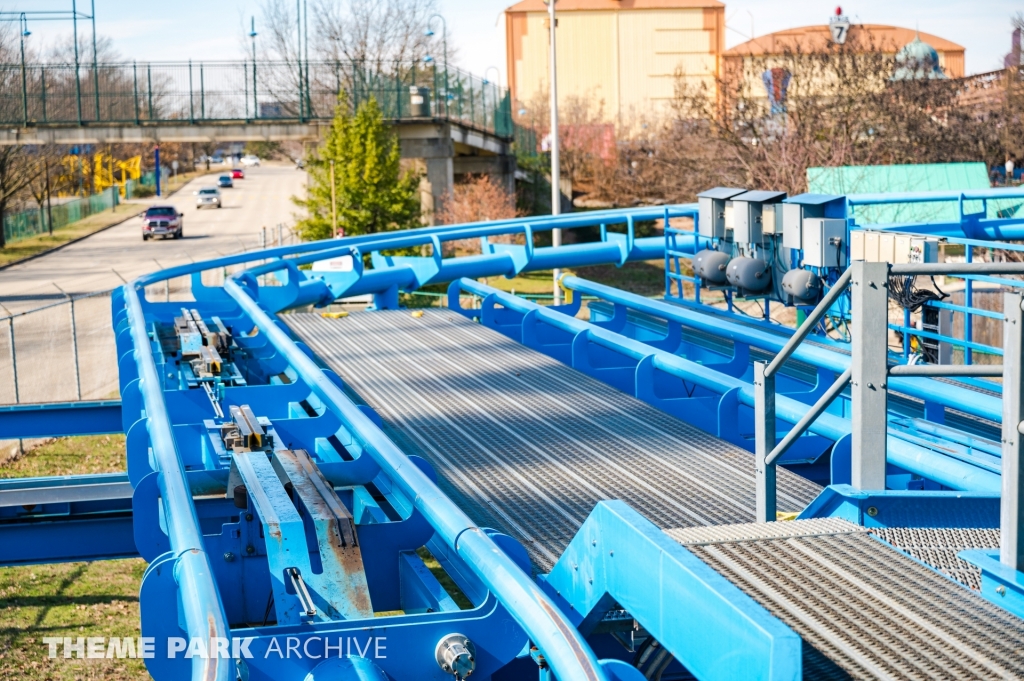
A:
[[0, 164, 307, 313]]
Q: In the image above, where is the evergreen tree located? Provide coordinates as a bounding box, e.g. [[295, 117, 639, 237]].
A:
[[294, 94, 421, 241]]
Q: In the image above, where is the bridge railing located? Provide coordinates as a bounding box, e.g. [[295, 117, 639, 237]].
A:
[[0, 60, 515, 139]]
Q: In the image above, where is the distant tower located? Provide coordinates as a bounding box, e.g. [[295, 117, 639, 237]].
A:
[[1005, 27, 1022, 68], [892, 33, 948, 80]]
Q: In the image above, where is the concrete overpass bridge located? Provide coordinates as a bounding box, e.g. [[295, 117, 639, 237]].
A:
[[0, 59, 530, 208]]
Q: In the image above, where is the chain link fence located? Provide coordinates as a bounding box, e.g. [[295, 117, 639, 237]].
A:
[[0, 223, 300, 460]]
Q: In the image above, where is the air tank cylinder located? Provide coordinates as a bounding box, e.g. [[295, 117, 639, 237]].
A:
[[726, 256, 771, 292], [693, 249, 731, 285]]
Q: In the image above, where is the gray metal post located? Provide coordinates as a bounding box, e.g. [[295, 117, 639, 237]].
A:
[[69, 297, 82, 400], [7, 318, 18, 403], [850, 261, 889, 490], [1001, 292, 1024, 570], [165, 279, 169, 303], [754, 361, 776, 522]]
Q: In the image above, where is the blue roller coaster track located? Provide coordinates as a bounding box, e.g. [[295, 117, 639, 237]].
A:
[[4, 188, 1024, 680]]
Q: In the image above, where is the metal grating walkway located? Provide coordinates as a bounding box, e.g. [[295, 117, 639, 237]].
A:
[[869, 527, 999, 592], [669, 519, 1024, 681], [286, 309, 822, 570]]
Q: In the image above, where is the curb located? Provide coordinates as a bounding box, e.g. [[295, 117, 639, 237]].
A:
[[0, 175, 201, 272]]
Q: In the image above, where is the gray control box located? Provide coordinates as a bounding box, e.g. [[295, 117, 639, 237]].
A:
[[730, 190, 787, 244], [802, 218, 847, 268], [697, 187, 746, 238], [782, 203, 824, 250]]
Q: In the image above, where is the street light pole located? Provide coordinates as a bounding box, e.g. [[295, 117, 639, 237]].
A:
[[426, 15, 447, 114], [90, 0, 99, 121], [546, 0, 561, 305], [250, 17, 258, 118], [330, 160, 338, 237], [484, 66, 500, 131], [18, 13, 28, 127]]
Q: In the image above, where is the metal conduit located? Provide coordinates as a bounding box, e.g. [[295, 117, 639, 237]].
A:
[[222, 276, 611, 681]]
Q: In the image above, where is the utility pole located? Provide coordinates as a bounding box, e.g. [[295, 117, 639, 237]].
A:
[[250, 17, 258, 118], [44, 156, 53, 235], [547, 0, 562, 305], [330, 160, 338, 237]]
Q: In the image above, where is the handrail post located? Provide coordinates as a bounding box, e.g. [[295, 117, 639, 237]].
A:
[[132, 62, 139, 125], [850, 261, 889, 490], [754, 361, 776, 522], [200, 63, 205, 120], [1001, 292, 1024, 570], [40, 67, 47, 123]]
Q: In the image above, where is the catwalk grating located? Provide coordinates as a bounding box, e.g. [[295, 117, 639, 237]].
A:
[[286, 309, 823, 570], [869, 527, 999, 592], [669, 519, 1024, 681]]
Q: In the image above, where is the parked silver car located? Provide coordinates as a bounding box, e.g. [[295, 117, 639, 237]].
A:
[[195, 186, 222, 208]]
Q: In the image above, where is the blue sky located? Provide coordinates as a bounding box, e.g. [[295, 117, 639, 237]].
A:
[[10, 1, 1020, 81]]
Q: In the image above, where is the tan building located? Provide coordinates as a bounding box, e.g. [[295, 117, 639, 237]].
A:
[[724, 25, 964, 78], [504, 0, 725, 125], [722, 25, 965, 105]]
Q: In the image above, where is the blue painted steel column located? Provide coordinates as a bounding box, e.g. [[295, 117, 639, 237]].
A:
[[154, 145, 161, 197], [966, 245, 974, 365], [222, 276, 610, 681]]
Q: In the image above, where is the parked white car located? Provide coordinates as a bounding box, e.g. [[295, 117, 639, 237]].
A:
[[240, 155, 261, 167]]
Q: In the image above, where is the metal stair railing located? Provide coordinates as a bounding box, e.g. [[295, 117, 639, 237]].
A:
[[756, 262, 1024, 575]]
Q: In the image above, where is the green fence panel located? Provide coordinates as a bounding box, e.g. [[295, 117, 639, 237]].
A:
[[2, 188, 118, 245]]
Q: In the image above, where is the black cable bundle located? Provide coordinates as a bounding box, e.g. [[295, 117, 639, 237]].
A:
[[888, 274, 949, 312]]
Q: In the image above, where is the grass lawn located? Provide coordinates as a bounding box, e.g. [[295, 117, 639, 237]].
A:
[[0, 435, 148, 680]]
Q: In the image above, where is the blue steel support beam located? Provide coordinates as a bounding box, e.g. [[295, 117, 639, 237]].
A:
[[452, 279, 1000, 493], [0, 473, 136, 566], [123, 285, 233, 681], [221, 276, 613, 681], [0, 400, 122, 439], [544, 501, 801, 681], [133, 204, 698, 293], [562, 277, 1003, 425]]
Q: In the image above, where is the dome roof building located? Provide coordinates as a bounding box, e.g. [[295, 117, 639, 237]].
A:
[[892, 34, 948, 80]]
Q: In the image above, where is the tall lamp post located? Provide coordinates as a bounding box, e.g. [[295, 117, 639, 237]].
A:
[[545, 0, 561, 305], [18, 13, 29, 126], [483, 66, 500, 131], [425, 15, 447, 114], [249, 17, 258, 119]]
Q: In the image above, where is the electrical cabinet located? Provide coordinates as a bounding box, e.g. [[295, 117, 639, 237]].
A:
[[762, 204, 777, 235], [864, 231, 880, 263], [731, 190, 787, 244], [879, 233, 896, 263], [894, 235, 912, 264], [850, 231, 864, 260], [697, 188, 746, 238], [802, 218, 847, 268], [782, 203, 824, 250], [910, 237, 939, 264]]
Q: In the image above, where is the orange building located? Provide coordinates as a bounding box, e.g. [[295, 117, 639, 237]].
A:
[[504, 0, 726, 125], [724, 24, 965, 78]]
